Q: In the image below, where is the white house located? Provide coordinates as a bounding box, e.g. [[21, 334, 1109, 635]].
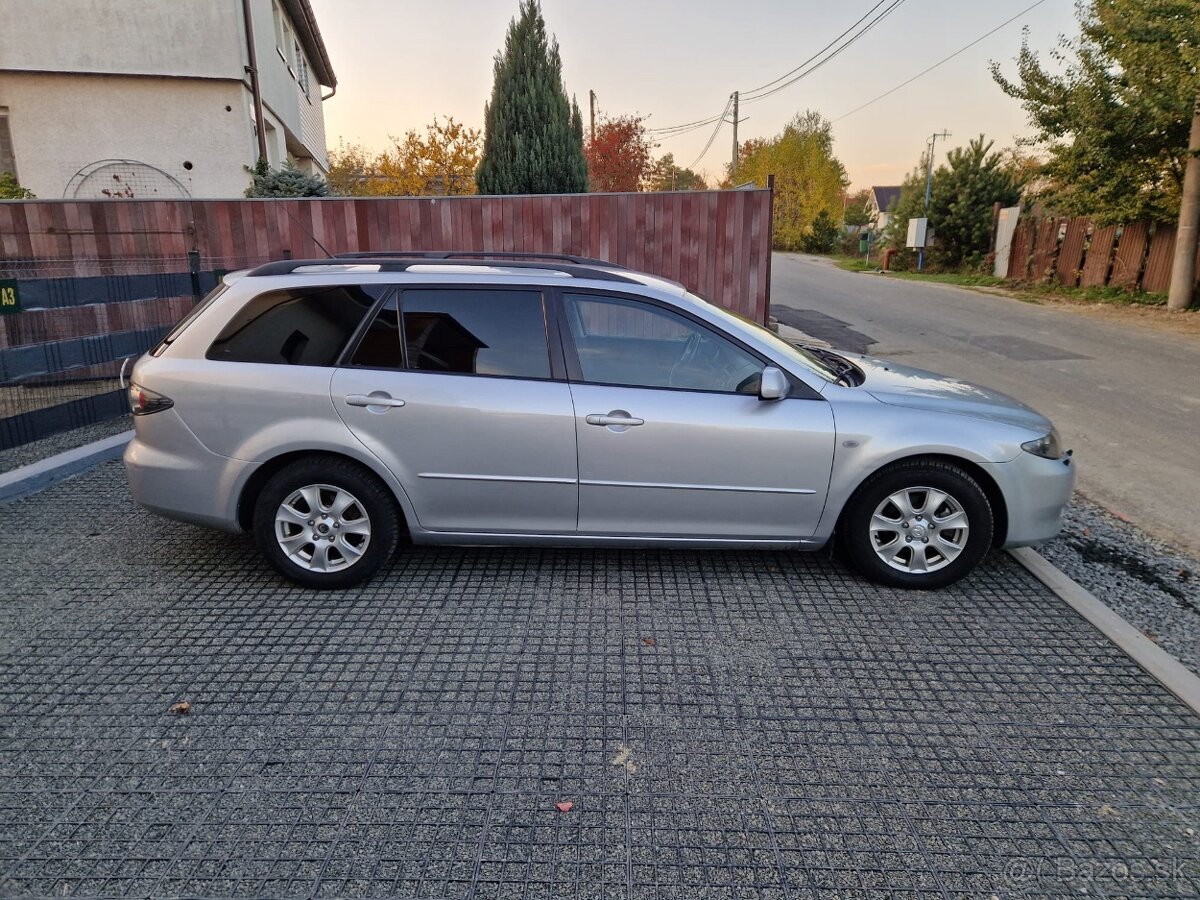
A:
[[0, 0, 336, 199], [867, 185, 902, 234]]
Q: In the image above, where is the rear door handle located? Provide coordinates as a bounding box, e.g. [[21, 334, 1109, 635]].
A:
[[585, 413, 644, 427], [345, 393, 406, 408]]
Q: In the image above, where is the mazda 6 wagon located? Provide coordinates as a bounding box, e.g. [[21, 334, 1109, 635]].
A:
[[124, 251, 1075, 590]]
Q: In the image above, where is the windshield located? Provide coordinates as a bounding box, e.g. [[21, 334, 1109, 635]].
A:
[[684, 292, 842, 383]]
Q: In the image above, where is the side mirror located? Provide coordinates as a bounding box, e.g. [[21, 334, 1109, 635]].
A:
[[759, 366, 790, 401]]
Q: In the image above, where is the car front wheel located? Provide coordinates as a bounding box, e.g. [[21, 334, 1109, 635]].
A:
[[842, 459, 993, 590], [253, 456, 400, 589]]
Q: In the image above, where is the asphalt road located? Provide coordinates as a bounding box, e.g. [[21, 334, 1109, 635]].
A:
[[771, 253, 1200, 554]]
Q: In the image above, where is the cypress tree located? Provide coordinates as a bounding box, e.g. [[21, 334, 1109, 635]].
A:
[[476, 0, 588, 194]]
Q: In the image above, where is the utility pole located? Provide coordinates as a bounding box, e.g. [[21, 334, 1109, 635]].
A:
[[1168, 94, 1200, 310], [589, 90, 596, 142], [918, 129, 950, 271], [730, 91, 740, 181]]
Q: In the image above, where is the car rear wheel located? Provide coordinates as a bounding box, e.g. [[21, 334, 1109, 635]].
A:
[[253, 457, 399, 589], [842, 460, 993, 590]]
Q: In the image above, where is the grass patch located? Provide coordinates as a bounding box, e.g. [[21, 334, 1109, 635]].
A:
[[828, 255, 1170, 307]]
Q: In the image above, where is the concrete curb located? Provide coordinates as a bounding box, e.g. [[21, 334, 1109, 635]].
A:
[[0, 431, 132, 503], [1009, 546, 1200, 717]]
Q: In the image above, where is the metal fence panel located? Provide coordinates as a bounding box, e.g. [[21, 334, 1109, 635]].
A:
[[0, 192, 774, 451]]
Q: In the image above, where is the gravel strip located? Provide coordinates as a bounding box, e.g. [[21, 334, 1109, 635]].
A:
[[0, 416, 131, 474], [1040, 494, 1200, 676]]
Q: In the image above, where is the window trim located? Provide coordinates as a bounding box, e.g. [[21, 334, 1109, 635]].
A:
[[551, 287, 824, 400], [337, 284, 564, 383]]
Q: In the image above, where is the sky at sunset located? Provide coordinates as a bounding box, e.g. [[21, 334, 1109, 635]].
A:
[[308, 0, 1080, 190]]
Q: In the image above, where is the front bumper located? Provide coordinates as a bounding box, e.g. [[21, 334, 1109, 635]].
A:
[[982, 450, 1077, 547]]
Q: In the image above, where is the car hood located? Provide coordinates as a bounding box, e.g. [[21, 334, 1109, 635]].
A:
[[848, 354, 1052, 432]]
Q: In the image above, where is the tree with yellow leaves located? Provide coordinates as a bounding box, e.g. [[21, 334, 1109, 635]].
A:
[[726, 111, 848, 251], [327, 117, 482, 197]]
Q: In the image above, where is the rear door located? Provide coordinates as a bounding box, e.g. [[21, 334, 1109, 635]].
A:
[[331, 286, 578, 535], [559, 291, 835, 540]]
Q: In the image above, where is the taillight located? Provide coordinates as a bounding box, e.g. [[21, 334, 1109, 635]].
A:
[[129, 383, 174, 416]]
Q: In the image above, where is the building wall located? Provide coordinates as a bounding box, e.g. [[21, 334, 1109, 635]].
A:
[[0, 0, 243, 80], [0, 0, 331, 190], [246, 0, 328, 170], [0, 73, 254, 198]]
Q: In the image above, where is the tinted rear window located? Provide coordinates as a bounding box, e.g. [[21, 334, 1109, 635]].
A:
[[401, 289, 550, 379], [207, 285, 385, 366]]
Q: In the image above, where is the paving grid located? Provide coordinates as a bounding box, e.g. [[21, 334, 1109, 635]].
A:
[[1, 461, 1198, 899]]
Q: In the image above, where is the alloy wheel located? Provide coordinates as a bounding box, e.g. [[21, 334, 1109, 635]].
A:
[[274, 483, 372, 573], [868, 486, 970, 574]]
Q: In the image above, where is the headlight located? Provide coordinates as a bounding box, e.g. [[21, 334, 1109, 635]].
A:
[[1021, 429, 1062, 459]]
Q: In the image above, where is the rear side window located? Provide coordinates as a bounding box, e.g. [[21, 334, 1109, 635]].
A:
[[396, 288, 551, 379], [207, 285, 385, 366], [348, 290, 552, 379]]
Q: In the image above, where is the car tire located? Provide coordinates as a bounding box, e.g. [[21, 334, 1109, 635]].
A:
[[253, 456, 400, 589], [841, 459, 993, 590]]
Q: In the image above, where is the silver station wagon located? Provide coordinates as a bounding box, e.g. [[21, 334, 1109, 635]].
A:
[[124, 252, 1076, 590]]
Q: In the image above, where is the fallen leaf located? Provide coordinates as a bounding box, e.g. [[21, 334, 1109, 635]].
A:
[[169, 701, 190, 715], [642, 637, 656, 647], [555, 801, 573, 813]]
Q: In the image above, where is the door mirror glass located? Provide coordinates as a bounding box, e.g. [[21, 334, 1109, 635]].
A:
[[759, 366, 790, 400]]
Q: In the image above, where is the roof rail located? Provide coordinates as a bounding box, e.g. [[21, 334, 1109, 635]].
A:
[[333, 250, 627, 269], [244, 256, 638, 283]]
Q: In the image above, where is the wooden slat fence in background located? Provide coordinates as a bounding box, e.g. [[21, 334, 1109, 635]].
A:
[[0, 192, 774, 450], [1079, 224, 1117, 287], [1005, 215, 1198, 296]]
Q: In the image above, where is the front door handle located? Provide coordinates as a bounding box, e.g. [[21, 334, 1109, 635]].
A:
[[345, 392, 406, 409], [585, 412, 644, 427]]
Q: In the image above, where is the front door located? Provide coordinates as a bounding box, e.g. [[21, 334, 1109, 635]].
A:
[[561, 292, 835, 539], [332, 287, 577, 534]]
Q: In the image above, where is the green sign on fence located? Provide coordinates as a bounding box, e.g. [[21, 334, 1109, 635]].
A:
[[0, 279, 20, 314]]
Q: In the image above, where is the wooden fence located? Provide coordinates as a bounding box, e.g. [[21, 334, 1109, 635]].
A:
[[0, 191, 773, 450], [1006, 215, 1200, 294]]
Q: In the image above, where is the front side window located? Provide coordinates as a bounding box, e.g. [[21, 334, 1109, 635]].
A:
[[563, 294, 764, 394], [207, 285, 384, 366], [400, 289, 551, 379]]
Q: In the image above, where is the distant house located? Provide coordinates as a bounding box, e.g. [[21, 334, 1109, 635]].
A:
[[868, 186, 902, 233], [0, 0, 336, 199]]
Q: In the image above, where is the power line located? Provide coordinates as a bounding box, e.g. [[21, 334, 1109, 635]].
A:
[[648, 0, 902, 136], [738, 0, 892, 98], [685, 95, 734, 171], [740, 0, 909, 104], [649, 110, 727, 136], [833, 0, 1051, 122]]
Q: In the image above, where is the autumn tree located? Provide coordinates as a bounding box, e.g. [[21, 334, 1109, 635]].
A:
[[646, 154, 707, 192], [326, 141, 381, 197], [729, 111, 848, 250], [476, 0, 587, 194], [384, 118, 481, 195], [584, 114, 655, 192], [992, 0, 1199, 224], [327, 118, 481, 197]]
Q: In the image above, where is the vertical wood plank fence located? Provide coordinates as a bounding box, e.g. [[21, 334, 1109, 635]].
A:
[[0, 191, 774, 450], [1006, 214, 1200, 296]]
